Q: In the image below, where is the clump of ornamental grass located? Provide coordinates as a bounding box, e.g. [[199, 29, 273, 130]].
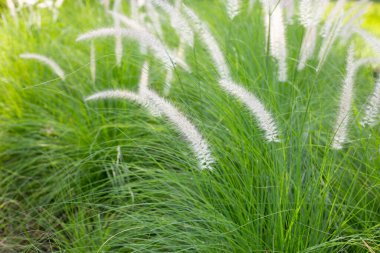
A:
[[0, 0, 380, 252]]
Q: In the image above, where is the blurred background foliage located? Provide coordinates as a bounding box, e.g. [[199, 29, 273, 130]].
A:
[[363, 2, 380, 35]]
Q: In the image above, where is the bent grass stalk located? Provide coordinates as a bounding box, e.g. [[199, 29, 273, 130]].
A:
[[20, 53, 65, 80]]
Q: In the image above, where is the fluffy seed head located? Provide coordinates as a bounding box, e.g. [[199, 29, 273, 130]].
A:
[[299, 0, 329, 28], [361, 76, 380, 127], [152, 0, 194, 47], [76, 27, 189, 71], [226, 0, 241, 20], [332, 44, 356, 149], [20, 53, 65, 80]]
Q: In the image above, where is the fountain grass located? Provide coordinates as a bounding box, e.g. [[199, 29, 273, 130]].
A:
[[0, 1, 379, 252]]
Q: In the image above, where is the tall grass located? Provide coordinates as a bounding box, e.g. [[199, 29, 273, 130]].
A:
[[0, 0, 379, 252]]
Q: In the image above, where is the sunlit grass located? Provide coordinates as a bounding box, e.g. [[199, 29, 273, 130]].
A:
[[0, 1, 379, 252]]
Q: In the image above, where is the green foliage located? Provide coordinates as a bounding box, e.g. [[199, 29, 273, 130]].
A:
[[0, 1, 379, 252]]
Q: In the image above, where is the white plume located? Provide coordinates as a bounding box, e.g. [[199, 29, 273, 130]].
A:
[[353, 27, 380, 57], [320, 0, 346, 38], [361, 76, 380, 127], [267, 1, 288, 81], [332, 45, 356, 149], [339, 0, 371, 42], [297, 0, 329, 70], [20, 53, 65, 80], [183, 5, 280, 142], [76, 27, 189, 71], [152, 0, 194, 47], [86, 62, 214, 170], [260, 0, 288, 80], [219, 79, 279, 142], [226, 0, 240, 20], [145, 1, 164, 38], [299, 0, 329, 28], [298, 27, 317, 70]]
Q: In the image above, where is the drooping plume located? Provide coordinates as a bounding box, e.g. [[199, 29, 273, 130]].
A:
[[320, 0, 346, 38], [76, 27, 189, 71], [86, 62, 214, 170], [226, 0, 240, 20], [183, 5, 280, 142], [339, 0, 371, 42], [145, 1, 164, 38], [332, 44, 356, 149], [77, 27, 189, 96], [20, 53, 65, 80], [361, 77, 380, 127], [353, 27, 380, 56], [152, 0, 194, 47]]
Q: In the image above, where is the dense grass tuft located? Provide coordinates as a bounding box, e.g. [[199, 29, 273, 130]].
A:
[[0, 1, 379, 252]]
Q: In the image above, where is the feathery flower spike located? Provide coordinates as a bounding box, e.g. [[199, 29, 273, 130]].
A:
[[76, 27, 189, 71], [183, 5, 280, 142], [332, 44, 356, 149], [152, 0, 194, 47], [353, 27, 380, 56], [260, 0, 288, 80], [226, 0, 240, 20], [86, 63, 214, 170], [361, 76, 380, 127], [145, 1, 164, 38], [320, 0, 346, 38], [266, 0, 288, 81], [339, 0, 370, 42], [20, 53, 65, 80], [298, 0, 329, 70]]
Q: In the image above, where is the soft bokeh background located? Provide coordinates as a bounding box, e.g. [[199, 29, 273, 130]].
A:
[[363, 2, 380, 35]]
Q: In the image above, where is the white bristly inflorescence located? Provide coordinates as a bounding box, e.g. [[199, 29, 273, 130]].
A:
[[260, 0, 288, 81], [226, 0, 241, 20], [298, 0, 329, 70], [20, 53, 65, 80], [183, 5, 280, 142], [361, 77, 380, 127], [332, 44, 356, 149], [152, 0, 194, 47], [86, 62, 214, 170]]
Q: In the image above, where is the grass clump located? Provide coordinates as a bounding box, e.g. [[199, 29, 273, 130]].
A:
[[0, 0, 379, 252]]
